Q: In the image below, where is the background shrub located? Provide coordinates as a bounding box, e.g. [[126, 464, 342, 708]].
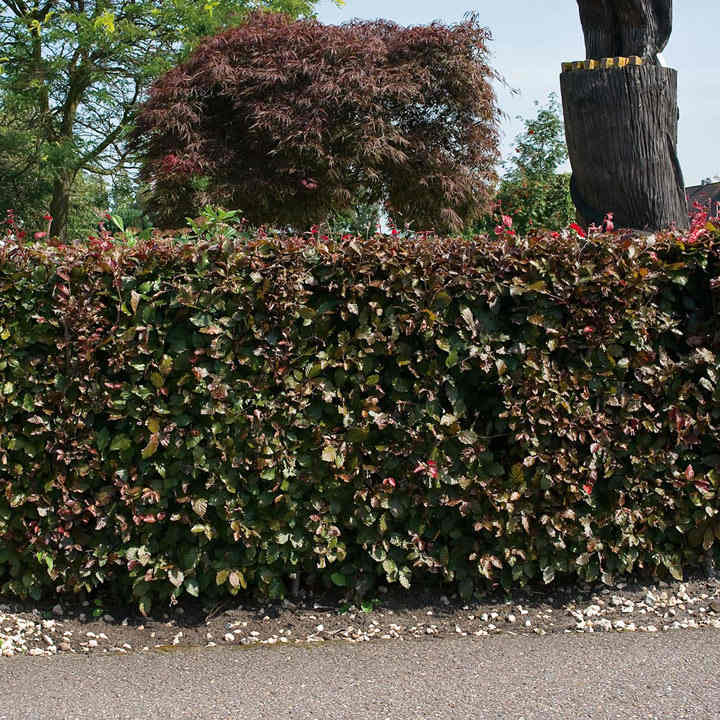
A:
[[133, 11, 501, 234], [1, 218, 719, 611], [478, 94, 574, 236]]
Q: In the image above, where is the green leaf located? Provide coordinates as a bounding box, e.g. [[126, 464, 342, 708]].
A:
[[542, 566, 555, 584], [36, 551, 53, 572], [141, 434, 159, 459], [185, 578, 200, 597], [321, 445, 337, 463], [664, 556, 683, 581], [110, 434, 132, 452], [159, 355, 174, 377], [330, 572, 347, 587], [96, 427, 110, 452]]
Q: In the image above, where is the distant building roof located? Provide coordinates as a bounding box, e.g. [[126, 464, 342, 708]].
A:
[[686, 182, 720, 217]]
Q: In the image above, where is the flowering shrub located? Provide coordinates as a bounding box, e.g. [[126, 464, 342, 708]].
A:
[[1, 217, 719, 610]]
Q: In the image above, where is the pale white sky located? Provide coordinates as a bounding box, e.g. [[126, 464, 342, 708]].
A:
[[316, 0, 719, 186]]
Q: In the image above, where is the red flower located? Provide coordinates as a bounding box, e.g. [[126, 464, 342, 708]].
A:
[[43, 213, 53, 222], [383, 477, 396, 488], [569, 222, 586, 238], [582, 482, 594, 495], [34, 231, 47, 240], [582, 326, 595, 335]]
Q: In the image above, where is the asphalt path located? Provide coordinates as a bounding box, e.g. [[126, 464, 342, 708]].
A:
[[2, 630, 719, 719]]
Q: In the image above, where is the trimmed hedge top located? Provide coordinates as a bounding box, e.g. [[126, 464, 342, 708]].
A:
[[1, 218, 720, 612]]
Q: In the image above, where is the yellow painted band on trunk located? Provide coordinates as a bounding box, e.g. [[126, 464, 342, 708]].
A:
[[560, 56, 646, 72]]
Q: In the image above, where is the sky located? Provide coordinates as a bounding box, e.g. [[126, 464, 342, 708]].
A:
[[316, 0, 719, 187]]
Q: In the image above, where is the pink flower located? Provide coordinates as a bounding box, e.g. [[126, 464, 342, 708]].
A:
[[34, 231, 47, 240], [603, 213, 614, 232]]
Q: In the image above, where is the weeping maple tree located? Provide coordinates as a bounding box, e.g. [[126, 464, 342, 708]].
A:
[[133, 11, 501, 232]]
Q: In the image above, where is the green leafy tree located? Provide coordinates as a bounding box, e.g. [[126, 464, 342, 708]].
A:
[[0, 0, 334, 238], [480, 94, 574, 236], [0, 94, 53, 229]]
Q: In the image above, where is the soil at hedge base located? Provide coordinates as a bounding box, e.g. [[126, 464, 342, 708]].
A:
[[2, 572, 719, 658]]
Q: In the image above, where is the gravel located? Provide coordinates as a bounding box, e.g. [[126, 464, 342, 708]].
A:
[[1, 574, 719, 659]]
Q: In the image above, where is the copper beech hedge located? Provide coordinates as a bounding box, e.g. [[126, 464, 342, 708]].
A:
[[1, 217, 720, 612]]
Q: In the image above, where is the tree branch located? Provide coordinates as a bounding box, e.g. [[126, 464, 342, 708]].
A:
[[76, 81, 140, 168]]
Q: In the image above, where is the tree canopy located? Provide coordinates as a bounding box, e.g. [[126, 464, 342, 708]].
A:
[[133, 11, 501, 233], [487, 94, 573, 236], [0, 0, 332, 237]]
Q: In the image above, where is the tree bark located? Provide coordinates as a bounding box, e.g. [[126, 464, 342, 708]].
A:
[[49, 174, 72, 241], [560, 63, 687, 231], [577, 0, 672, 61]]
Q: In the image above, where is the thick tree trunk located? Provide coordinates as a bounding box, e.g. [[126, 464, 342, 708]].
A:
[[577, 0, 673, 60], [560, 62, 687, 231], [49, 175, 72, 240]]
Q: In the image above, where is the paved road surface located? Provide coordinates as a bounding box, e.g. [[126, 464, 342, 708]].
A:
[[2, 630, 719, 719]]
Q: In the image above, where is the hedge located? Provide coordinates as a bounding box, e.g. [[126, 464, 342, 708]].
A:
[[1, 217, 719, 613]]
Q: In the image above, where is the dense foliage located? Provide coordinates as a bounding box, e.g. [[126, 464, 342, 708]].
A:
[[481, 95, 574, 236], [0, 0, 330, 238], [1, 214, 719, 612], [133, 11, 500, 234]]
